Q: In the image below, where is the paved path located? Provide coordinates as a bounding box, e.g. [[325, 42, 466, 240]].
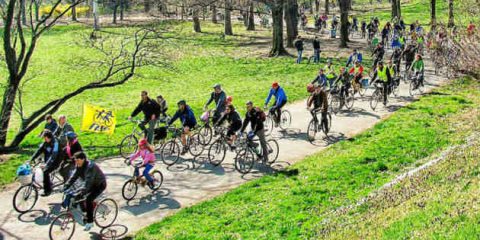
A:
[[0, 51, 448, 239]]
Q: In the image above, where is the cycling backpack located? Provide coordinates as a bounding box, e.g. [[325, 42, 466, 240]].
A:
[[256, 107, 267, 122]]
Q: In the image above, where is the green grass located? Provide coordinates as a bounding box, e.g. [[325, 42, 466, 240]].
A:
[[0, 20, 337, 186], [135, 78, 480, 239]]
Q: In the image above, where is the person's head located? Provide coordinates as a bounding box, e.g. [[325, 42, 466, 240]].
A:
[[138, 138, 149, 149], [73, 152, 87, 167], [58, 115, 67, 126], [314, 85, 322, 93], [156, 95, 164, 102], [66, 131, 77, 143], [141, 91, 148, 102], [213, 84, 222, 94], [416, 54, 422, 61], [387, 60, 393, 66], [45, 114, 53, 123], [177, 100, 186, 111], [272, 82, 279, 90], [226, 104, 235, 113], [327, 59, 332, 65], [378, 61, 384, 69], [42, 130, 54, 143], [355, 61, 361, 67], [246, 101, 253, 111], [319, 68, 324, 74], [226, 96, 233, 104], [353, 49, 358, 54]]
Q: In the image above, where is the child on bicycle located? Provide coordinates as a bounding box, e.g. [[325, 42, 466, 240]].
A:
[[129, 139, 156, 189]]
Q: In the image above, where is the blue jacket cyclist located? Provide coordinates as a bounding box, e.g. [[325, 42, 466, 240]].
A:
[[264, 82, 288, 126], [168, 100, 197, 154]]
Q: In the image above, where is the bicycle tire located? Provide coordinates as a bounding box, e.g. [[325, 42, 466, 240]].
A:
[[409, 80, 417, 96], [307, 119, 318, 142], [121, 180, 138, 201], [266, 139, 279, 165], [279, 110, 292, 130], [234, 148, 255, 174], [198, 125, 213, 145], [161, 141, 180, 166], [150, 170, 164, 191], [188, 133, 204, 157], [370, 90, 380, 111], [264, 117, 274, 136], [13, 184, 38, 213], [208, 140, 227, 166], [94, 198, 118, 228], [119, 135, 138, 159], [345, 92, 355, 110], [331, 96, 341, 114], [49, 212, 75, 240]]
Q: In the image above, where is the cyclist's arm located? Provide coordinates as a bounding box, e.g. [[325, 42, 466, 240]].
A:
[[167, 111, 180, 125], [240, 116, 250, 133], [205, 93, 214, 107], [265, 89, 274, 105], [46, 141, 60, 165], [386, 68, 393, 83], [31, 143, 44, 162], [216, 92, 226, 110], [129, 151, 141, 163], [371, 71, 378, 83], [215, 113, 226, 127], [64, 168, 80, 190], [321, 91, 328, 112], [130, 102, 142, 118]]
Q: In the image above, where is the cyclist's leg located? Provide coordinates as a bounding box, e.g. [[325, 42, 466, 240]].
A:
[[321, 111, 328, 131], [43, 159, 60, 194], [138, 121, 148, 137], [134, 167, 140, 179], [383, 81, 388, 104], [142, 164, 154, 183], [147, 119, 155, 144], [256, 129, 269, 163], [85, 183, 106, 224], [182, 126, 190, 149]]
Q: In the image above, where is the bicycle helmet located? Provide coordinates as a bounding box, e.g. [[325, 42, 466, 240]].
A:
[[307, 83, 315, 93], [213, 83, 221, 89], [66, 131, 77, 141], [272, 82, 279, 88], [247, 131, 255, 140], [246, 100, 253, 106], [226, 96, 233, 103], [138, 138, 148, 147], [177, 100, 186, 106]]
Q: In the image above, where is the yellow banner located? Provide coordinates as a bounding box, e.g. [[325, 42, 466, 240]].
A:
[[81, 104, 116, 135]]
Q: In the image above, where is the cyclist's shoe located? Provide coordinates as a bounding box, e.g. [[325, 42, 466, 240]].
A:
[[181, 147, 188, 155], [147, 181, 154, 190], [41, 191, 51, 197], [230, 145, 237, 151], [82, 217, 88, 224], [383, 101, 387, 106], [268, 149, 273, 154], [84, 223, 94, 231]]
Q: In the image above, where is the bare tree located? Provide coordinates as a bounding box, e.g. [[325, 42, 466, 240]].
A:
[[430, 0, 436, 27], [284, 0, 298, 48], [339, 0, 350, 47], [212, 4, 218, 23], [447, 0, 454, 28], [247, 1, 255, 30], [225, 0, 233, 35], [193, 6, 201, 32]]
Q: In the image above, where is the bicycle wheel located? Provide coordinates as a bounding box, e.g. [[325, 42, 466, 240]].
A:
[[198, 125, 213, 145], [13, 184, 38, 213], [150, 170, 164, 191], [161, 141, 180, 166], [264, 117, 274, 136], [322, 112, 332, 136], [49, 212, 75, 240], [409, 80, 418, 96], [94, 198, 118, 228], [266, 139, 279, 165], [121, 180, 138, 201], [358, 84, 366, 96], [331, 96, 341, 114], [392, 80, 400, 97], [234, 148, 255, 174], [119, 135, 138, 159], [307, 119, 319, 142], [188, 133, 204, 157], [345, 92, 355, 110], [207, 140, 227, 166], [279, 110, 292, 130], [370, 90, 380, 111]]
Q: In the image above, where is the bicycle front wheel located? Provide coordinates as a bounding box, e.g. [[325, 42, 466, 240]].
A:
[[266, 139, 279, 165], [279, 110, 292, 130], [331, 96, 341, 114], [119, 135, 138, 159], [188, 133, 204, 157], [121, 179, 138, 201], [264, 117, 274, 136], [234, 149, 255, 174], [345, 93, 355, 110], [13, 184, 38, 213], [161, 141, 180, 166], [208, 140, 227, 166], [370, 90, 380, 111], [198, 125, 213, 145], [307, 119, 319, 142], [94, 198, 118, 228], [49, 212, 75, 240]]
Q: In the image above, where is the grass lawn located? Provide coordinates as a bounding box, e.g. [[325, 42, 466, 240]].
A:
[[0, 20, 345, 187], [135, 78, 480, 239]]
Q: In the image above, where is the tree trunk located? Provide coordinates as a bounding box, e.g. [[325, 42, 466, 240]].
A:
[[144, 0, 150, 13], [270, 0, 288, 56], [225, 0, 233, 35], [315, 0, 319, 13], [212, 5, 218, 23], [120, 0, 125, 21], [325, 0, 329, 14], [181, 4, 184, 20], [284, 0, 299, 48], [339, 0, 349, 47], [193, 7, 201, 32], [34, 0, 39, 21], [242, 11, 248, 27], [391, 0, 398, 19], [309, 0, 313, 13], [430, 0, 436, 27], [20, 0, 27, 25], [113, 1, 119, 24], [247, 2, 255, 31], [0, 80, 20, 146], [71, 5, 77, 21], [397, 0, 401, 19], [447, 0, 454, 27]]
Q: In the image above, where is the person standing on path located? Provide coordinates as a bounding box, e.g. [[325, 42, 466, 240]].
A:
[[313, 36, 321, 64], [129, 91, 161, 144], [294, 36, 304, 64], [241, 101, 268, 163]]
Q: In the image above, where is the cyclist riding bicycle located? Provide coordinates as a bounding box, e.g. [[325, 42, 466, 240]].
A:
[[43, 114, 58, 135], [241, 101, 268, 163], [307, 85, 329, 132], [372, 43, 385, 69], [332, 67, 351, 99], [324, 59, 337, 87], [156, 95, 168, 119], [346, 49, 363, 67], [168, 100, 197, 155], [204, 84, 227, 125], [60, 131, 83, 182], [31, 130, 62, 197], [371, 61, 393, 106], [311, 69, 328, 88], [402, 44, 417, 72], [54, 115, 74, 147], [264, 82, 288, 128], [409, 54, 425, 88], [348, 61, 364, 90], [215, 104, 242, 150], [128, 91, 161, 144], [63, 152, 107, 231], [128, 138, 156, 189]]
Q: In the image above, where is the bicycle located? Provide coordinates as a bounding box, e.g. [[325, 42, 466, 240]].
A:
[[307, 109, 332, 142], [351, 77, 368, 97], [329, 85, 354, 114], [119, 117, 170, 159], [409, 72, 425, 96], [48, 187, 118, 240], [121, 159, 164, 201], [234, 136, 279, 174], [264, 107, 292, 136], [159, 126, 204, 166], [13, 160, 65, 213], [369, 81, 388, 111], [207, 127, 242, 167]]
